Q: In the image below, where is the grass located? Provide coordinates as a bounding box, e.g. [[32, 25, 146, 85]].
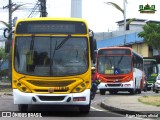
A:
[[0, 77, 10, 83], [138, 96, 160, 107]]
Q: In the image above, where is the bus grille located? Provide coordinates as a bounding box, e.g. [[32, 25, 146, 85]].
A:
[[107, 84, 122, 87], [38, 96, 65, 101], [34, 89, 68, 93], [27, 80, 76, 87]]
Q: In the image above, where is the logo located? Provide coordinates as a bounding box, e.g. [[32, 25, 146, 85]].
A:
[[139, 4, 156, 14], [2, 112, 11, 117], [114, 68, 119, 75], [48, 88, 54, 93], [114, 79, 119, 82]]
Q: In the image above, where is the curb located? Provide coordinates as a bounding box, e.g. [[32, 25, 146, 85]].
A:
[[1, 93, 13, 96], [100, 101, 140, 115], [100, 100, 159, 118], [0, 84, 12, 96]]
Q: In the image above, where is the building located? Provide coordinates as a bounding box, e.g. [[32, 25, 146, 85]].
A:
[[95, 18, 160, 59]]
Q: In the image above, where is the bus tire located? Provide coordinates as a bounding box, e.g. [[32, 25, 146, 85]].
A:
[[129, 89, 135, 95], [137, 89, 141, 94], [100, 89, 105, 95], [109, 91, 114, 94], [18, 104, 28, 112], [79, 104, 90, 114], [155, 90, 159, 93]]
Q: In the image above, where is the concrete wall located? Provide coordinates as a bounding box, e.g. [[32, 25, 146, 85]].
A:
[[132, 43, 148, 57], [97, 32, 144, 48], [94, 29, 143, 41]]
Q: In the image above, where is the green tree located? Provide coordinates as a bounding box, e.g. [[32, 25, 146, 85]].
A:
[[0, 4, 23, 80], [0, 47, 9, 71], [138, 23, 160, 54], [0, 4, 24, 31]]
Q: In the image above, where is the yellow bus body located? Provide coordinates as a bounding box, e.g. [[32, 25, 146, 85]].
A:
[[11, 17, 93, 113]]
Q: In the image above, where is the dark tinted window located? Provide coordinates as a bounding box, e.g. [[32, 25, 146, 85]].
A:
[[16, 21, 87, 34], [98, 49, 131, 55]]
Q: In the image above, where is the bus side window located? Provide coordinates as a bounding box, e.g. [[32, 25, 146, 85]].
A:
[[133, 55, 137, 68]]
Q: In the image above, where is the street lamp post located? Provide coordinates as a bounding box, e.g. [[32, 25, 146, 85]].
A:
[[123, 0, 127, 46]]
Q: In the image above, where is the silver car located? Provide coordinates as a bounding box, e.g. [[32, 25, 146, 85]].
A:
[[154, 74, 160, 93]]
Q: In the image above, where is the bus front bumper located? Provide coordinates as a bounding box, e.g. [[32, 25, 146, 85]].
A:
[[13, 89, 90, 105], [98, 81, 134, 91]]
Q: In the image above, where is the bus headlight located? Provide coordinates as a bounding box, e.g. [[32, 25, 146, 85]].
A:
[[72, 82, 86, 93], [13, 80, 31, 93], [156, 82, 160, 85]]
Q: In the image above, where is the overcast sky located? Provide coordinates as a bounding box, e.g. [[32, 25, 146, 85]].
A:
[[0, 0, 160, 32]]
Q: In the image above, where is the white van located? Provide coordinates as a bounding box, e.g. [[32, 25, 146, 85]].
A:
[[154, 74, 160, 93]]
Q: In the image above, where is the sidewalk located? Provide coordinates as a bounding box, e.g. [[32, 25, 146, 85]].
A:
[[0, 80, 12, 96], [101, 95, 160, 118]]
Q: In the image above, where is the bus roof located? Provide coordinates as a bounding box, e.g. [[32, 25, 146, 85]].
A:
[[16, 17, 88, 24], [98, 46, 131, 50], [98, 46, 143, 58]]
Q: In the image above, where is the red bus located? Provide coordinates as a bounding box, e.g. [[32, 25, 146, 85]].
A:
[[97, 47, 145, 95]]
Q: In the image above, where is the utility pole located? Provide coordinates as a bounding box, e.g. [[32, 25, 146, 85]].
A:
[[2, 0, 13, 82], [71, 0, 82, 18], [3, 0, 13, 36], [123, 0, 126, 46], [39, 0, 47, 17], [8, 0, 12, 38]]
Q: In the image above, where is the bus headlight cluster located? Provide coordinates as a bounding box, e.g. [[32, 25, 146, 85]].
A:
[[13, 80, 31, 93], [72, 82, 86, 93], [156, 82, 160, 85]]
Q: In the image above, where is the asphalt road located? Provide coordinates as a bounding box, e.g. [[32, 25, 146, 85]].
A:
[[0, 91, 157, 120]]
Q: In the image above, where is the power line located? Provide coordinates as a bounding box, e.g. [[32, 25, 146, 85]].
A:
[[28, 1, 40, 18]]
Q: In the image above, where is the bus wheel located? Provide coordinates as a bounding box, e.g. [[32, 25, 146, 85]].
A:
[[155, 90, 159, 93], [18, 104, 28, 112], [109, 91, 114, 94], [129, 89, 135, 95], [137, 89, 141, 94], [100, 89, 105, 95], [79, 104, 90, 114]]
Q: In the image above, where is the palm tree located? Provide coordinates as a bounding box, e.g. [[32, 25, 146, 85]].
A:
[[0, 4, 23, 81], [0, 4, 24, 36], [104, 1, 136, 45]]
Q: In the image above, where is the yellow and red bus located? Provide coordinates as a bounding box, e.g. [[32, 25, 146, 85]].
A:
[[6, 17, 97, 113], [97, 47, 145, 95]]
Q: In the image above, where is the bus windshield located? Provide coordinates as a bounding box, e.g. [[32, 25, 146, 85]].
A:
[[14, 36, 88, 76], [144, 61, 158, 78], [97, 56, 132, 74]]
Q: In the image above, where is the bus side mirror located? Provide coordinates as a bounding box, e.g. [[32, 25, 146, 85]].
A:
[[90, 38, 97, 64], [5, 40, 10, 53], [89, 29, 97, 64]]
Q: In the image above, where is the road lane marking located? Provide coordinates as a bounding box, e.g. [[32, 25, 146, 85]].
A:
[[91, 106, 104, 111]]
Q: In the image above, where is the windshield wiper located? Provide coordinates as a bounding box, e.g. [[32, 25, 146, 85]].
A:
[[50, 35, 71, 75], [55, 34, 71, 50]]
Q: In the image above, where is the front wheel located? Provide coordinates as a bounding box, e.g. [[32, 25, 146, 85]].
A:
[[137, 89, 141, 94], [100, 89, 105, 95], [18, 104, 28, 112], [129, 89, 135, 95], [79, 104, 90, 114], [155, 90, 159, 93], [91, 91, 96, 100]]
